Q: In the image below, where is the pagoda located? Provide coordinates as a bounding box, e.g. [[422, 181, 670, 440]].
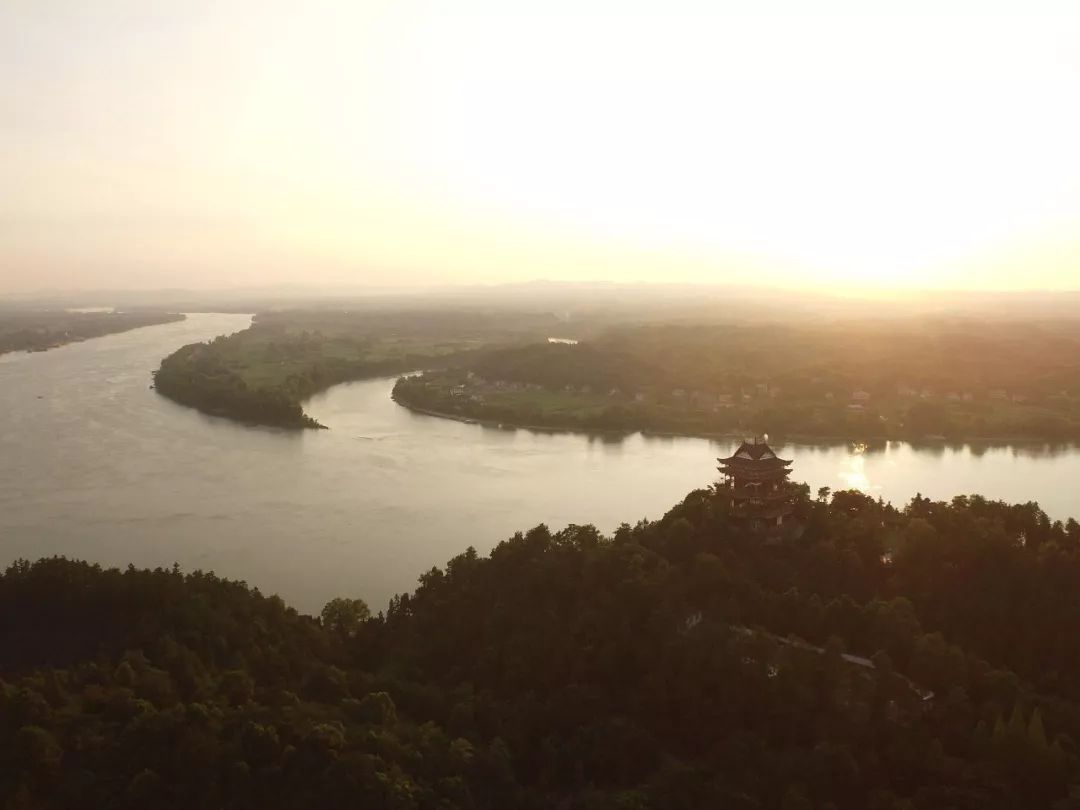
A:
[[718, 437, 794, 531]]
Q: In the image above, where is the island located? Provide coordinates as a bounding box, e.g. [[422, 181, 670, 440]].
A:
[[4, 484, 1080, 807], [0, 309, 185, 355], [392, 320, 1080, 442], [152, 308, 564, 428]]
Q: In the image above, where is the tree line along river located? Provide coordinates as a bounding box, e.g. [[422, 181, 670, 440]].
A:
[[1, 312, 1078, 613]]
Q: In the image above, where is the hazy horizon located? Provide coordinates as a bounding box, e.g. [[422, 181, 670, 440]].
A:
[[5, 278, 1080, 301], [4, 1, 1079, 295]]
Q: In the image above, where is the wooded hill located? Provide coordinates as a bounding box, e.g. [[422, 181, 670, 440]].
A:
[[4, 487, 1080, 808]]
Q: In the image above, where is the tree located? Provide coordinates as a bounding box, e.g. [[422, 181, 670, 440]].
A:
[[355, 691, 397, 725], [320, 597, 371, 637], [1029, 707, 1049, 752], [219, 669, 254, 707], [14, 726, 62, 774]]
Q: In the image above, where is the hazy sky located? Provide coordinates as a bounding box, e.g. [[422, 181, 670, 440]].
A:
[[3, 0, 1079, 294]]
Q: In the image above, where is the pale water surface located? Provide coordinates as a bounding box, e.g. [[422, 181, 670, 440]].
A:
[[2, 313, 1078, 613]]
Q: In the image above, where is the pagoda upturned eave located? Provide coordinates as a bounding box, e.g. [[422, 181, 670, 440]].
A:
[[718, 439, 792, 466], [717, 453, 794, 466], [718, 456, 793, 468]]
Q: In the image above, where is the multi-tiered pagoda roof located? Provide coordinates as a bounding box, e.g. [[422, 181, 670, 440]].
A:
[[718, 439, 793, 481], [718, 438, 794, 529]]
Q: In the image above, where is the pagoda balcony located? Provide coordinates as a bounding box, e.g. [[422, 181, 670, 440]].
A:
[[725, 484, 791, 501], [718, 468, 792, 483]]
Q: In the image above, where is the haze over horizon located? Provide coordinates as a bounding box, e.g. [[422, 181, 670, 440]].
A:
[[4, 0, 1079, 295]]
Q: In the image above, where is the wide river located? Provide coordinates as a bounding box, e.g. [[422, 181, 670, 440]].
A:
[[2, 312, 1079, 613]]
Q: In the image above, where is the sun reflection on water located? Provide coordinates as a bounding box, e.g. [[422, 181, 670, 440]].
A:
[[838, 442, 880, 493]]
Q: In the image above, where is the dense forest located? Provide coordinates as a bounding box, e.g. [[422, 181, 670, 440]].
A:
[[153, 309, 561, 428], [5, 488, 1080, 808], [0, 310, 184, 355], [393, 321, 1080, 440]]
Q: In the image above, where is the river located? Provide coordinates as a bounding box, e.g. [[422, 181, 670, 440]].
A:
[[2, 312, 1078, 614]]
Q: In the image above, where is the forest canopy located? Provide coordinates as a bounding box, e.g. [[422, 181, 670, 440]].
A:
[[4, 486, 1080, 808]]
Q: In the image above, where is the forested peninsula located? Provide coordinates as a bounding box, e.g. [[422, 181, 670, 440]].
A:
[[0, 310, 184, 355], [152, 309, 559, 429], [4, 488, 1080, 808], [154, 311, 1080, 439], [393, 321, 1080, 442]]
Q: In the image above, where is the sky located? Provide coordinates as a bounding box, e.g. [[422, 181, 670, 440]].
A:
[[2, 0, 1079, 294]]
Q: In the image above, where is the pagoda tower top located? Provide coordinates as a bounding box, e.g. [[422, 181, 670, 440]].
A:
[[718, 438, 793, 482]]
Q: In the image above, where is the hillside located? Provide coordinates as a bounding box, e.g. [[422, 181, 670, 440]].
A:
[[4, 488, 1080, 808]]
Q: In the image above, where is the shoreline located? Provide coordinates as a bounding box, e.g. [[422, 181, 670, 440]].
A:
[[0, 312, 186, 357], [390, 394, 1080, 449], [153, 389, 326, 431]]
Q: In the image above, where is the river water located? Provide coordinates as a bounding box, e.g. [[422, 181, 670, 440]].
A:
[[2, 312, 1078, 614]]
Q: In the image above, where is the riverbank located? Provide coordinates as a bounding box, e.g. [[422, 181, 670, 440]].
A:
[[405, 322, 1080, 445], [392, 391, 744, 440], [391, 387, 1080, 448], [0, 310, 185, 355]]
